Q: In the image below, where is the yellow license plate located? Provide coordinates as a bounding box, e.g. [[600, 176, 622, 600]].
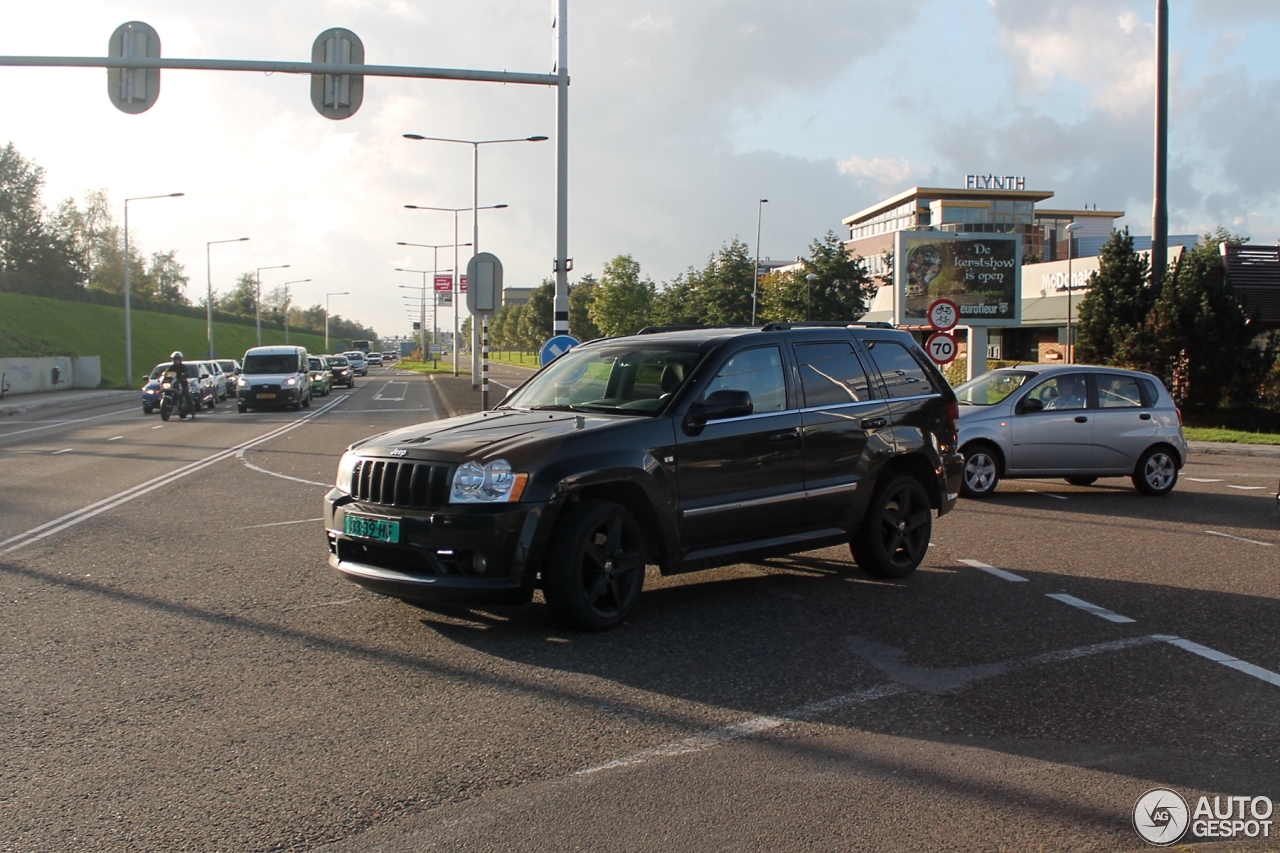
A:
[[258, 392, 276, 399]]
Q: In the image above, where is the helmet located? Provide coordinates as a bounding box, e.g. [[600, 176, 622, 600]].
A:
[[170, 351, 184, 360]]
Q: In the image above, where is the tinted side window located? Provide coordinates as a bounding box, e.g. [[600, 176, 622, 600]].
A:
[[794, 342, 871, 407], [703, 346, 786, 413], [1097, 374, 1144, 409], [863, 341, 935, 399]]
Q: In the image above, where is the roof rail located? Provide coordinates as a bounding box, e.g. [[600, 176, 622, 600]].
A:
[[759, 320, 896, 331], [636, 324, 757, 335]]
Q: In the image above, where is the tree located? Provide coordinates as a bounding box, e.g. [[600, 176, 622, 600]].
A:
[[218, 272, 259, 318], [569, 273, 602, 341], [0, 143, 81, 294], [1075, 228, 1152, 365], [653, 239, 756, 326], [758, 231, 875, 322], [590, 255, 653, 337]]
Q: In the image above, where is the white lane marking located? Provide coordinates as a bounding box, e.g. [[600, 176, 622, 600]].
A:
[[243, 518, 325, 529], [373, 381, 408, 401], [1153, 635, 1280, 688], [1025, 490, 1068, 500], [51, 448, 73, 455], [1186, 477, 1223, 483], [0, 395, 349, 555], [107, 436, 123, 441], [0, 406, 138, 441], [1045, 593, 1136, 623], [958, 558, 1028, 583], [577, 636, 1160, 778], [336, 408, 434, 414], [1205, 530, 1275, 547], [152, 424, 164, 430], [1227, 485, 1267, 491], [235, 451, 331, 488]]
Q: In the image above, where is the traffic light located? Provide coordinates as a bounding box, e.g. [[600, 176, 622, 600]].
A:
[[107, 21, 161, 114]]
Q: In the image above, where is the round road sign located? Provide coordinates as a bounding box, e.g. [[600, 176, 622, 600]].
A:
[[926, 332, 958, 365], [928, 298, 960, 332]]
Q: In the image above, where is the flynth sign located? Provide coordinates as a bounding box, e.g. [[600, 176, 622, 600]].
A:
[[964, 174, 1027, 190]]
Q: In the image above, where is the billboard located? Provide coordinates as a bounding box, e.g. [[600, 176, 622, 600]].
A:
[[434, 274, 452, 292], [894, 232, 1021, 327]]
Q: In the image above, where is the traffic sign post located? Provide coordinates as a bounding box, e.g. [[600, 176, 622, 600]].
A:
[[466, 253, 503, 411], [107, 22, 160, 114], [926, 332, 958, 365], [927, 298, 959, 332], [310, 28, 364, 120], [540, 334, 579, 367]]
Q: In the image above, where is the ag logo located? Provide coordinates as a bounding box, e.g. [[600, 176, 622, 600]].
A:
[[1133, 788, 1189, 845]]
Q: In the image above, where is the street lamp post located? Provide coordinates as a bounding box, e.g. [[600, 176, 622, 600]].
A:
[[282, 279, 310, 344], [751, 198, 768, 325], [206, 237, 250, 360], [1065, 221, 1083, 364], [324, 291, 349, 353], [806, 273, 817, 322], [123, 192, 183, 387], [255, 264, 290, 346], [397, 240, 470, 349], [396, 269, 430, 359], [405, 204, 507, 379], [404, 133, 547, 387]]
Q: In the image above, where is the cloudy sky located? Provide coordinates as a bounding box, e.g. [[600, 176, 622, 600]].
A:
[[3, 0, 1278, 340]]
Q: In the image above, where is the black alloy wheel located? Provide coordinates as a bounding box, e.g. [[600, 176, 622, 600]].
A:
[[851, 475, 932, 579], [543, 499, 646, 630]]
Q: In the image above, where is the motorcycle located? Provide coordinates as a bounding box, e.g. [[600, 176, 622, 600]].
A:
[[158, 371, 196, 422]]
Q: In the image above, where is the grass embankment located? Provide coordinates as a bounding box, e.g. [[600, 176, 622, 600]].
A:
[[1183, 427, 1280, 445], [0, 292, 331, 388], [394, 351, 540, 375]]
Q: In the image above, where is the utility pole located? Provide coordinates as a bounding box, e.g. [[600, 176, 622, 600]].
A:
[[1152, 0, 1169, 286]]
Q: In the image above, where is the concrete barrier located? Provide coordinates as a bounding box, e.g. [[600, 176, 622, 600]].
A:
[[0, 357, 102, 396]]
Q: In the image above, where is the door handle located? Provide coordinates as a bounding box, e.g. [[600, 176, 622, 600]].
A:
[[1074, 416, 1088, 423], [861, 417, 887, 430], [767, 430, 798, 442], [1139, 413, 1152, 421]]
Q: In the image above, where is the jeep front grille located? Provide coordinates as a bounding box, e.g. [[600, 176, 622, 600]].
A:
[[350, 459, 452, 509]]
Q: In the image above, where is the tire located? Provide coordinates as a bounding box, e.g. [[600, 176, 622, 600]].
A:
[[1133, 446, 1178, 496], [1065, 476, 1097, 487], [542, 499, 646, 631], [960, 443, 1000, 498], [206, 396, 216, 410], [160, 409, 170, 421], [143, 406, 153, 415], [851, 475, 932, 579], [237, 404, 247, 413], [301, 394, 311, 409]]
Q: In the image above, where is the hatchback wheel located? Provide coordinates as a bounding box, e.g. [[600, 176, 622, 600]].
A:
[[1065, 476, 1097, 487], [851, 475, 932, 579], [543, 499, 646, 630], [960, 444, 1000, 498], [1133, 446, 1178, 496]]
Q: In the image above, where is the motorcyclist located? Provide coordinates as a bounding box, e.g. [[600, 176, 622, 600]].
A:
[[165, 351, 193, 415]]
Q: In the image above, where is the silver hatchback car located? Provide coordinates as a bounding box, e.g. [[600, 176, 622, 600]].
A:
[[954, 364, 1188, 498]]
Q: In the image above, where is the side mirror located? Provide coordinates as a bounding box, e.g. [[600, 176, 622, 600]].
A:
[[686, 389, 753, 430], [201, 373, 210, 380], [1018, 397, 1044, 414]]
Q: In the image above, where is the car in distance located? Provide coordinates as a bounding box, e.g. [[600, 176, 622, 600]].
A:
[[954, 364, 1187, 498], [217, 359, 241, 397], [237, 346, 313, 412], [326, 355, 355, 388], [141, 361, 214, 413], [325, 323, 963, 630], [343, 351, 368, 376], [202, 360, 229, 403], [308, 356, 333, 397], [367, 352, 383, 367], [382, 351, 397, 363]]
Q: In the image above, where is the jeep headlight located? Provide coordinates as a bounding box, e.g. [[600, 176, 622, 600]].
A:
[[335, 451, 359, 494], [450, 459, 527, 503]]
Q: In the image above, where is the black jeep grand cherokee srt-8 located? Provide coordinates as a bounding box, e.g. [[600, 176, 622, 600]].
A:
[[325, 323, 964, 630]]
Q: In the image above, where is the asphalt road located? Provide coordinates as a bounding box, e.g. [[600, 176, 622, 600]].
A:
[[2, 366, 1278, 852]]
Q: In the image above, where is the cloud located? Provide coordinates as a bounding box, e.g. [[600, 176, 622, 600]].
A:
[[837, 156, 918, 189]]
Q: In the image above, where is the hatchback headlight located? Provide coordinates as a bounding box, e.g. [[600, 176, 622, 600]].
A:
[[450, 459, 527, 503], [335, 451, 359, 493]]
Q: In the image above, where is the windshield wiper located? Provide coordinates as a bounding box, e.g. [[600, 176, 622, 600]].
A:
[[526, 404, 585, 412]]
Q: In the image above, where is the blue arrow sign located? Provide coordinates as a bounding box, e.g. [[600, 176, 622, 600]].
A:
[[540, 334, 580, 366]]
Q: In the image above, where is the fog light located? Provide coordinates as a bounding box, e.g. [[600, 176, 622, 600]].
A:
[[471, 552, 488, 574]]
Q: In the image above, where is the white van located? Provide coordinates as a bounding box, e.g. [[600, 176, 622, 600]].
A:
[[237, 346, 312, 412]]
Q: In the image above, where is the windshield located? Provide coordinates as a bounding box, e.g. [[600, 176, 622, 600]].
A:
[[329, 357, 348, 366], [243, 354, 300, 374], [954, 370, 1034, 405], [217, 360, 236, 372], [308, 358, 324, 370], [502, 344, 706, 415], [151, 362, 200, 380]]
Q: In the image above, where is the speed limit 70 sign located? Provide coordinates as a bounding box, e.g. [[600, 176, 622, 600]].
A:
[[926, 332, 958, 365]]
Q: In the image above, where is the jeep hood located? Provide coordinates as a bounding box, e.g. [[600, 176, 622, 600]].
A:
[[352, 409, 625, 460]]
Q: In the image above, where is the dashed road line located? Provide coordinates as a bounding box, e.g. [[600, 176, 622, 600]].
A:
[[243, 518, 325, 529], [1154, 636, 1280, 688], [1205, 530, 1274, 547], [107, 435, 123, 441], [152, 424, 164, 430], [1227, 485, 1267, 491], [51, 448, 72, 455], [1045, 593, 1136, 623], [957, 558, 1028, 583], [1185, 477, 1223, 483]]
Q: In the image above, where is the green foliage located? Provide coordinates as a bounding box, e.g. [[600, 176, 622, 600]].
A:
[[0, 292, 331, 388], [653, 239, 756, 326], [0, 143, 81, 295], [590, 255, 654, 337], [757, 231, 876, 322], [570, 273, 602, 341], [1076, 228, 1152, 365]]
